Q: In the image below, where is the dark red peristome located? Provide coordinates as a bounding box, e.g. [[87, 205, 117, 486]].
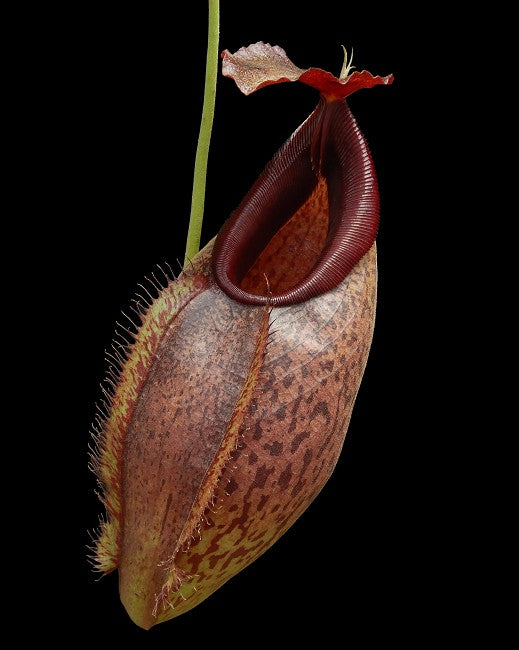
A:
[[212, 99, 379, 305], [94, 41, 389, 628], [213, 42, 392, 306]]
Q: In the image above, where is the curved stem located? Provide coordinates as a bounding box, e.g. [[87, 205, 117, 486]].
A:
[[184, 0, 220, 267]]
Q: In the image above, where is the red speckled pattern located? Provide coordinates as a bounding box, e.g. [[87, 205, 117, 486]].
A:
[[117, 255, 267, 627], [110, 240, 376, 627], [91, 261, 210, 575], [93, 40, 391, 628], [240, 177, 329, 294]]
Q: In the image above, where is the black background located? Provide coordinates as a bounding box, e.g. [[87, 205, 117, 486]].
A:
[[52, 1, 459, 643]]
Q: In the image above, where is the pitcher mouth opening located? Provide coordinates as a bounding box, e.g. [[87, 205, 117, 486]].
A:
[[238, 176, 329, 300], [211, 100, 379, 306]]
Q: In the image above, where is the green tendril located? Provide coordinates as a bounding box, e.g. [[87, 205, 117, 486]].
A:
[[183, 0, 220, 267]]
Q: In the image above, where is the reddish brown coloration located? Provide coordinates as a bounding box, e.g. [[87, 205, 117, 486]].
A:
[[92, 41, 391, 629], [221, 42, 393, 99], [118, 247, 270, 627], [153, 242, 376, 623], [240, 177, 329, 295], [112, 240, 376, 627], [91, 265, 210, 575], [212, 99, 379, 305]]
